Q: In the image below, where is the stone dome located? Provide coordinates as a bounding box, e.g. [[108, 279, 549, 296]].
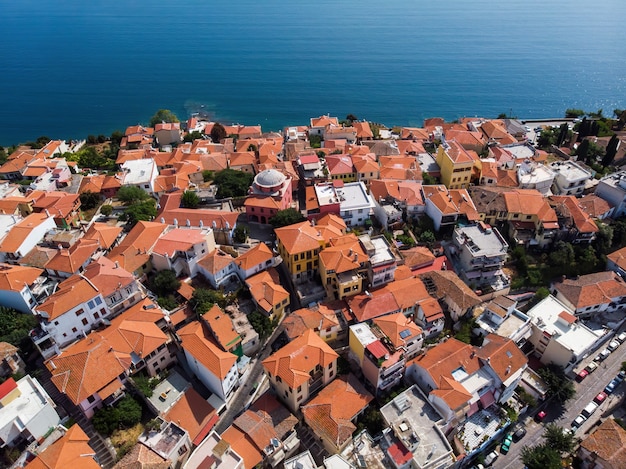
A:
[[254, 169, 286, 188]]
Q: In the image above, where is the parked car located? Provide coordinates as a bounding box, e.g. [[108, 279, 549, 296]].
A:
[[608, 340, 620, 352], [618, 370, 626, 380], [582, 401, 599, 417], [617, 332, 626, 343], [512, 425, 527, 442], [605, 379, 618, 395], [576, 369, 589, 382], [535, 411, 547, 422], [594, 391, 608, 404], [501, 434, 513, 454], [599, 348, 611, 360], [484, 451, 499, 466], [572, 414, 586, 428], [585, 362, 598, 373]]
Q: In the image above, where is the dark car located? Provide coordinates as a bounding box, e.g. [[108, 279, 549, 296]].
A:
[[512, 426, 527, 442]]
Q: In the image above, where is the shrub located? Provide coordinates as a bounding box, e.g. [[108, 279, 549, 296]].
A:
[[100, 204, 113, 216]]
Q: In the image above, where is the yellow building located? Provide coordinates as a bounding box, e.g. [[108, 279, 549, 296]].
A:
[[245, 268, 290, 321], [435, 140, 476, 189], [275, 219, 343, 284], [318, 234, 368, 300]]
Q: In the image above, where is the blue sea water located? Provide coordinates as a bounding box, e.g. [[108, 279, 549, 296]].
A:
[[1, 0, 625, 146]]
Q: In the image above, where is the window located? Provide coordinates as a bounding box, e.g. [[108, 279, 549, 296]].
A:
[[54, 321, 59, 326], [63, 333, 67, 337], [87, 395, 96, 404], [153, 362, 158, 368], [296, 265, 301, 271], [144, 184, 150, 189], [297, 395, 303, 402], [95, 297, 102, 305], [82, 318, 88, 326], [72, 327, 77, 333], [178, 445, 188, 456], [276, 376, 282, 383], [329, 370, 334, 378], [93, 311, 99, 319], [75, 308, 85, 316], [88, 300, 95, 309]]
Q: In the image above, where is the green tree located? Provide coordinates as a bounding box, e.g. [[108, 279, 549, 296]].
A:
[[537, 127, 557, 149], [0, 306, 38, 350], [76, 146, 115, 170], [100, 204, 113, 216], [92, 406, 119, 435], [248, 310, 274, 339], [269, 208, 306, 228], [556, 123, 569, 147], [110, 130, 124, 146], [422, 173, 437, 185], [157, 295, 178, 310], [117, 185, 149, 204], [346, 114, 358, 123], [565, 108, 585, 118], [181, 190, 200, 208], [210, 123, 227, 143], [537, 364, 575, 403], [543, 423, 576, 454], [0, 146, 8, 165], [79, 191, 100, 211], [150, 270, 181, 297], [183, 131, 204, 143], [520, 443, 562, 469], [602, 134, 619, 167], [202, 170, 214, 182], [116, 396, 142, 428], [548, 241, 575, 268], [233, 225, 249, 243], [191, 288, 227, 313], [213, 169, 254, 199], [419, 230, 436, 247], [576, 139, 590, 164], [309, 134, 322, 148], [119, 200, 157, 227], [149, 109, 179, 128]]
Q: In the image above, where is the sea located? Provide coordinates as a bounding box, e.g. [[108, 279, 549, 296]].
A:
[[1, 0, 626, 146]]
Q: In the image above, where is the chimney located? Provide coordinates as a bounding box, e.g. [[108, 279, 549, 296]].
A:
[[114, 261, 119, 269]]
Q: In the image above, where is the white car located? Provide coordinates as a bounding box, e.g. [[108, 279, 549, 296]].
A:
[[572, 414, 586, 428], [484, 451, 499, 466], [617, 332, 626, 343], [608, 340, 620, 352], [599, 348, 611, 360]]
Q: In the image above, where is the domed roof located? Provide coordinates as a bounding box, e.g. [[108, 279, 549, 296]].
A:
[[255, 169, 286, 188]]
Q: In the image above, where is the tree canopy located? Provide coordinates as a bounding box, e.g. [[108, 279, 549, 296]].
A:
[[543, 423, 576, 454], [0, 306, 38, 350], [150, 270, 181, 297], [181, 190, 200, 208], [116, 185, 150, 204], [213, 169, 254, 199], [119, 199, 157, 227], [520, 443, 562, 469], [537, 364, 575, 403], [210, 122, 227, 143], [149, 109, 179, 128], [269, 208, 306, 228], [79, 191, 101, 211]]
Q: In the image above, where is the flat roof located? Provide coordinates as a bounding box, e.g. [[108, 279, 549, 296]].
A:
[[350, 323, 378, 347], [455, 225, 507, 257], [314, 183, 338, 206], [550, 161, 591, 181], [337, 182, 373, 211], [183, 431, 243, 469], [380, 385, 455, 469], [148, 369, 191, 414], [360, 235, 394, 265], [121, 158, 155, 184], [503, 143, 535, 160]]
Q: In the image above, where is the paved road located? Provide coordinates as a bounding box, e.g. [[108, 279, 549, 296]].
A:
[[494, 340, 626, 469]]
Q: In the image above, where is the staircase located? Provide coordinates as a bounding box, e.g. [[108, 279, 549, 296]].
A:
[[37, 366, 117, 468]]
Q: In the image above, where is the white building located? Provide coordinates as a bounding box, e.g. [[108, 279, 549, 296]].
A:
[[0, 213, 57, 263], [151, 227, 217, 277], [0, 264, 44, 313], [517, 160, 556, 195], [184, 431, 244, 469], [337, 181, 375, 227], [549, 160, 592, 196], [358, 234, 396, 289], [121, 158, 159, 194], [526, 295, 601, 371], [595, 171, 626, 218], [0, 376, 61, 448]]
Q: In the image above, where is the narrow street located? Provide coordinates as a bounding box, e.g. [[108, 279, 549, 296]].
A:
[[495, 339, 626, 469]]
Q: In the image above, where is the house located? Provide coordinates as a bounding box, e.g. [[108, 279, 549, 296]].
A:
[[196, 248, 237, 289], [517, 159, 556, 195], [82, 256, 144, 317], [378, 155, 422, 182], [309, 115, 339, 136], [479, 160, 518, 187], [422, 185, 480, 231], [0, 376, 60, 449], [0, 212, 57, 263], [244, 168, 293, 224], [234, 242, 277, 280], [79, 174, 122, 198], [262, 329, 339, 413], [44, 238, 100, 279], [45, 299, 174, 417], [0, 263, 44, 313], [379, 386, 456, 469], [353, 156, 380, 187], [275, 220, 329, 284], [549, 160, 592, 196], [325, 154, 356, 182], [121, 125, 154, 149], [163, 387, 219, 447], [32, 192, 81, 229], [221, 392, 300, 468], [370, 179, 425, 229], [202, 304, 243, 357], [245, 268, 290, 321], [474, 296, 532, 346], [107, 221, 168, 277], [419, 270, 481, 322], [551, 271, 626, 319], [23, 424, 100, 469], [82, 222, 123, 251], [400, 246, 436, 271], [120, 158, 159, 194], [435, 140, 476, 189], [406, 334, 527, 425], [385, 276, 433, 318], [373, 312, 424, 360], [449, 222, 509, 292], [549, 195, 599, 244], [282, 301, 349, 344], [319, 234, 369, 300], [595, 171, 626, 218], [154, 122, 182, 146], [178, 320, 239, 403], [183, 431, 244, 469], [302, 374, 373, 454], [608, 246, 626, 278], [578, 194, 613, 220], [415, 297, 446, 339], [578, 418, 626, 469], [502, 189, 559, 248], [131, 420, 192, 468], [335, 181, 374, 227], [346, 288, 400, 323], [305, 183, 341, 220], [479, 120, 517, 145], [445, 129, 487, 153], [151, 227, 217, 277], [357, 233, 397, 289], [0, 342, 25, 379], [526, 295, 601, 370]]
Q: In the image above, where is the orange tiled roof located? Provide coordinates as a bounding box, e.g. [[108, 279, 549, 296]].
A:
[[369, 179, 424, 207], [580, 418, 626, 466], [0, 263, 43, 292], [221, 426, 263, 469], [445, 130, 486, 149], [25, 424, 100, 469], [441, 140, 476, 164], [275, 221, 326, 255], [578, 194, 612, 219], [235, 242, 273, 272], [156, 192, 239, 231], [608, 246, 626, 272], [152, 227, 207, 257], [310, 115, 339, 128], [408, 337, 479, 385], [301, 374, 373, 449], [400, 127, 430, 140], [419, 297, 445, 322], [346, 289, 400, 323], [396, 140, 427, 155], [245, 268, 289, 314], [502, 189, 558, 224], [33, 191, 80, 219], [203, 304, 241, 352], [107, 221, 168, 273], [244, 195, 282, 211], [475, 334, 527, 382], [164, 387, 218, 444], [553, 271, 626, 310], [320, 234, 368, 274], [83, 222, 122, 250], [0, 212, 52, 254], [400, 246, 436, 270], [262, 329, 338, 389], [431, 376, 473, 411], [419, 270, 481, 311], [283, 306, 341, 340], [549, 195, 599, 234], [197, 248, 235, 275], [373, 313, 422, 349], [326, 154, 354, 176], [112, 442, 169, 469], [353, 157, 380, 174], [480, 120, 517, 144], [353, 121, 374, 139], [178, 320, 238, 379], [44, 238, 100, 275], [384, 276, 431, 311], [82, 256, 135, 297], [37, 274, 100, 320]]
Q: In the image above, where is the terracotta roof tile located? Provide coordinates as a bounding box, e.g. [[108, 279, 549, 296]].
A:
[[235, 242, 273, 273], [197, 249, 235, 275], [553, 271, 626, 309], [220, 426, 263, 469], [203, 304, 241, 352], [178, 320, 238, 379], [164, 387, 217, 444], [37, 275, 100, 320], [275, 221, 326, 255], [25, 424, 100, 469], [0, 263, 43, 292], [245, 268, 289, 314], [419, 270, 481, 312], [580, 418, 626, 465], [373, 313, 422, 349], [83, 222, 123, 250], [0, 212, 52, 254], [44, 239, 100, 275]]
